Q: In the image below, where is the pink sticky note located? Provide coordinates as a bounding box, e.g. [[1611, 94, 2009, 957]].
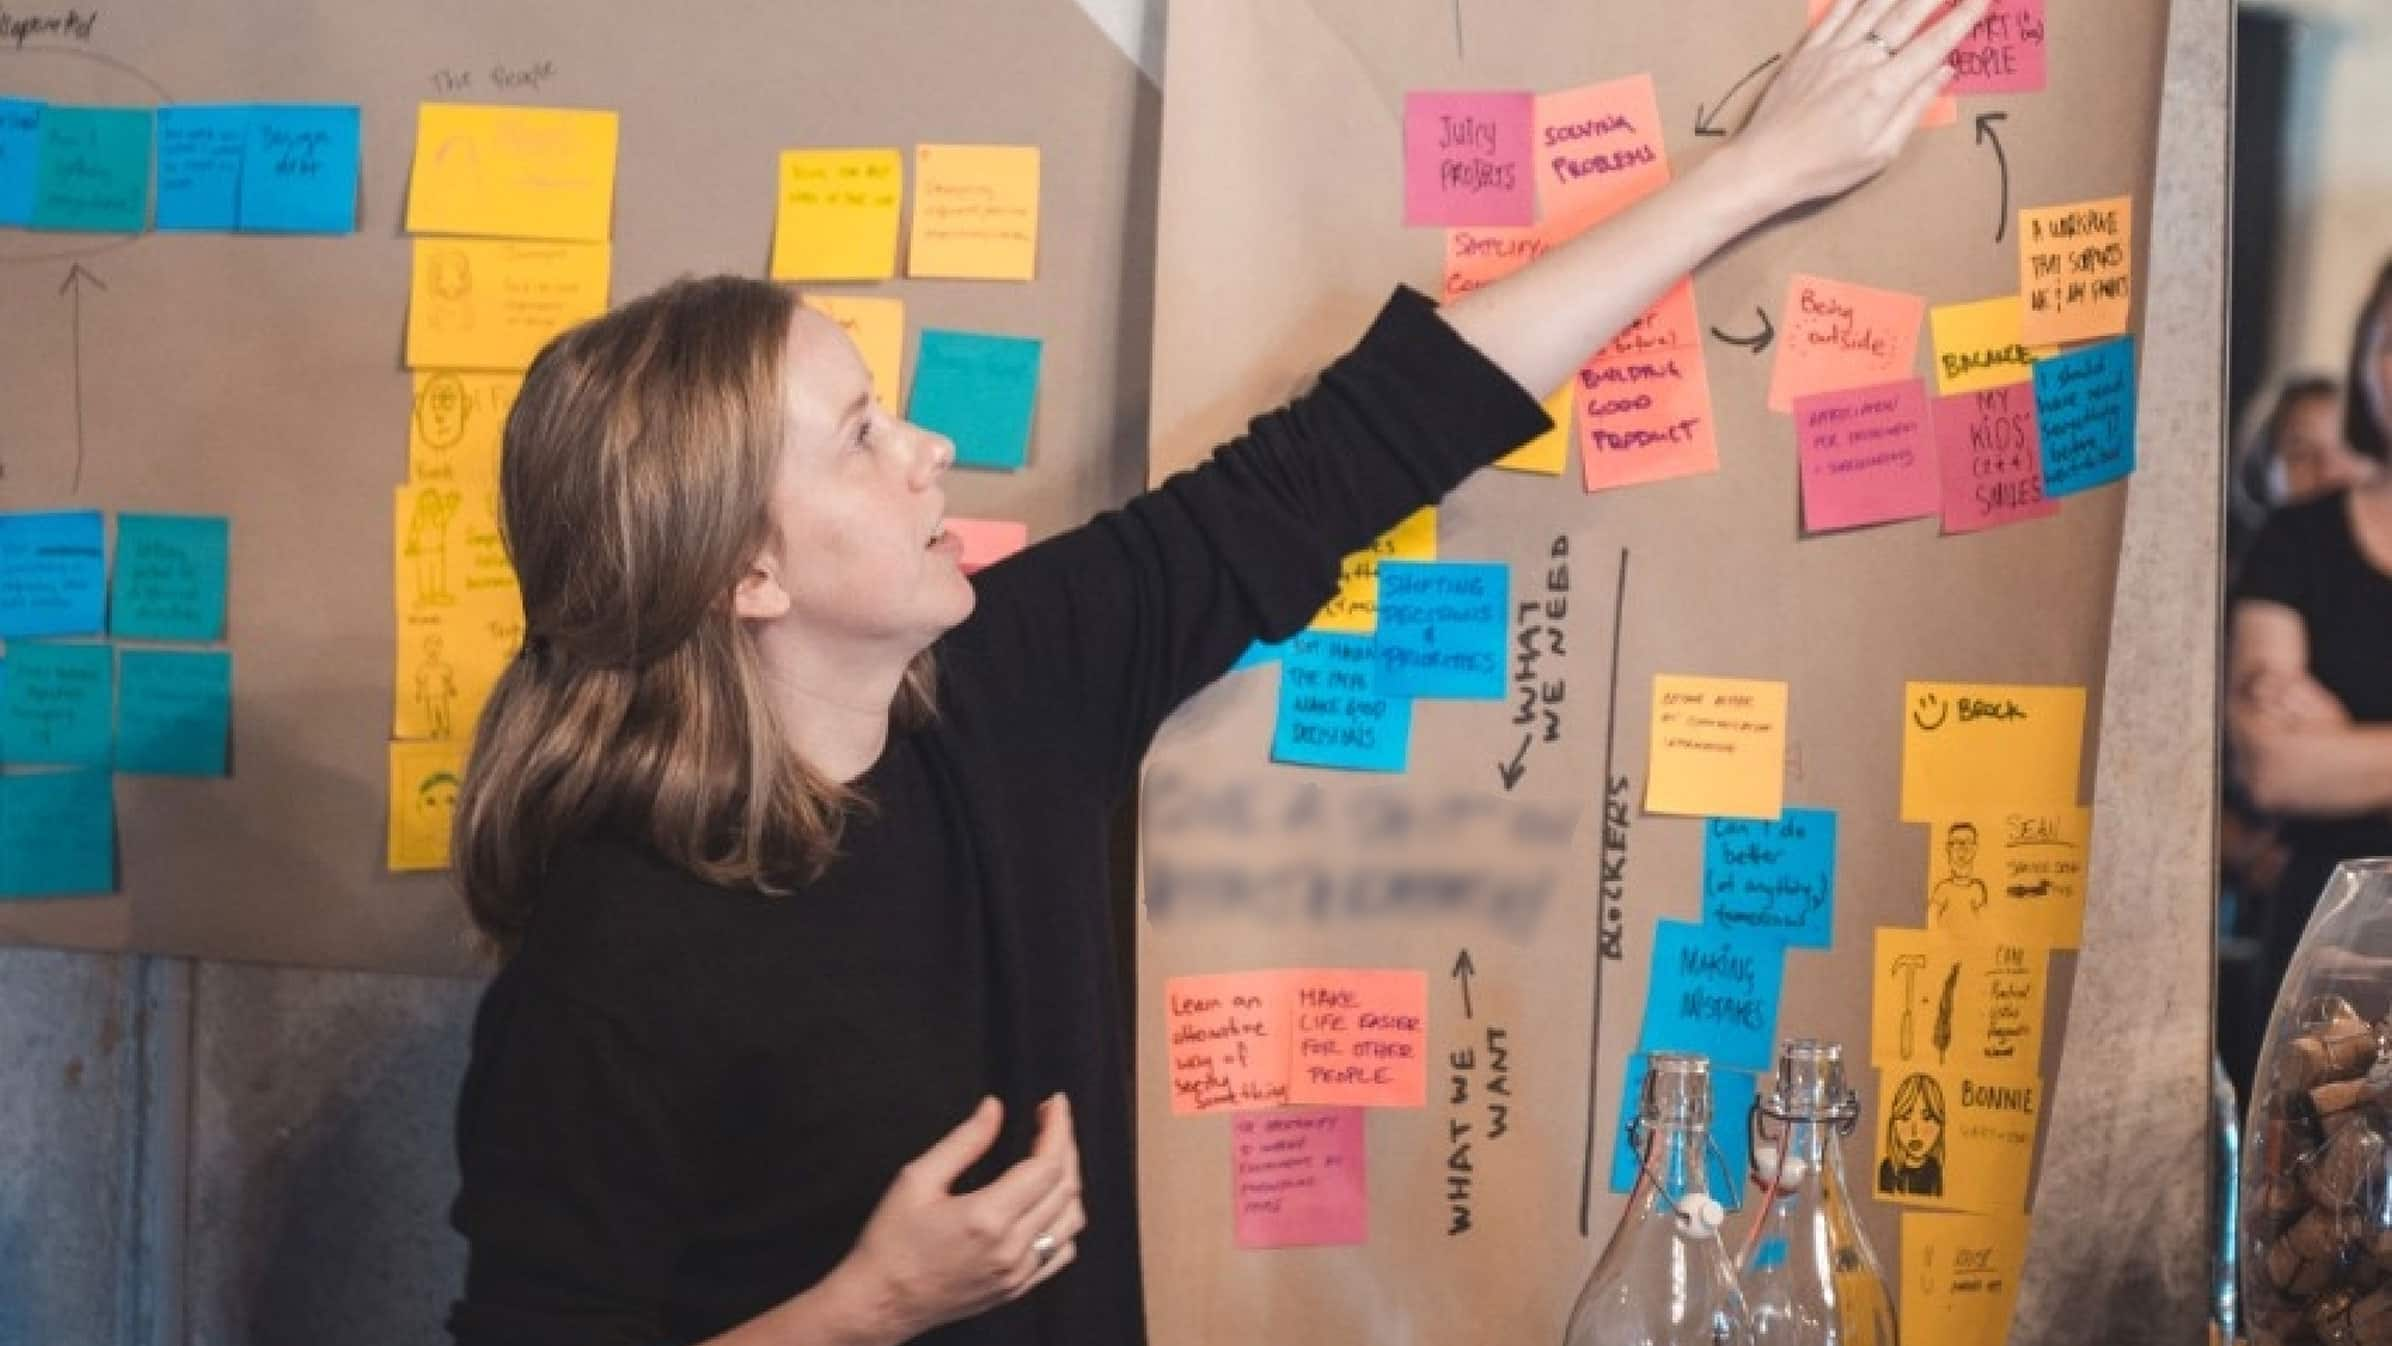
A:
[[946, 517, 1028, 574], [1769, 274, 1926, 414], [1404, 91, 1536, 227], [1166, 972, 1294, 1115], [1806, 0, 1960, 126], [1795, 379, 1940, 532], [1601, 277, 1701, 360], [1943, 0, 2047, 94], [1286, 969, 1428, 1108], [1533, 76, 1670, 233], [1580, 343, 1721, 492], [1232, 1108, 1370, 1249], [1935, 384, 2057, 533]]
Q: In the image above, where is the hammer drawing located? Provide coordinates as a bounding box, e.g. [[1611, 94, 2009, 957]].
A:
[[1892, 954, 1927, 1061]]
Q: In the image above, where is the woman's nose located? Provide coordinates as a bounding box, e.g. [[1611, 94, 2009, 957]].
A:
[[914, 426, 956, 484]]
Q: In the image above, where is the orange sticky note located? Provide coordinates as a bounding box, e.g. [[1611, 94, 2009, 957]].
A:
[[1286, 969, 1428, 1108], [1602, 277, 1701, 360], [946, 517, 1028, 574], [1769, 273, 1926, 413], [770, 148, 902, 281], [1647, 674, 1789, 819], [1165, 972, 1294, 1115], [1806, 0, 1958, 128], [2018, 195, 2133, 346], [803, 294, 904, 409], [1444, 223, 1556, 302], [908, 143, 1039, 280], [1496, 386, 1573, 476], [1533, 76, 1670, 232], [1579, 342, 1719, 492]]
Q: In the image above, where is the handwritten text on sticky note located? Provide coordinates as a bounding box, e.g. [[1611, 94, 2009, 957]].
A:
[[1404, 91, 1535, 227], [1532, 76, 1669, 229], [1233, 1108, 1370, 1248], [1273, 633, 1413, 774], [1647, 675, 1789, 820], [1925, 806, 2090, 949], [1, 642, 111, 768], [1288, 969, 1428, 1108], [1900, 681, 2085, 821], [0, 511, 107, 638], [1770, 274, 1925, 413], [2019, 196, 2133, 346], [1373, 560, 1507, 701], [1166, 971, 1295, 1115], [1901, 1211, 2030, 1346], [112, 513, 230, 642], [2034, 337, 2136, 496], [771, 148, 902, 281], [909, 143, 1040, 280], [1703, 808, 1837, 949], [1929, 297, 2054, 396], [406, 239, 612, 372], [117, 649, 233, 777], [1636, 918, 1787, 1071], [1872, 927, 2048, 1074], [1795, 379, 1940, 533], [408, 103, 619, 242], [1874, 1063, 2041, 1216], [1936, 385, 2055, 535]]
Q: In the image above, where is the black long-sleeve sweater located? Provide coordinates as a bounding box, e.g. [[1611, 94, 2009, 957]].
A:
[[446, 286, 1552, 1345]]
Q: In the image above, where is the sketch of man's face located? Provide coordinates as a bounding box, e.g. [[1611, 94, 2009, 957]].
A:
[[1944, 825, 1979, 878], [417, 374, 469, 450], [1893, 1098, 1941, 1167], [430, 251, 473, 301]]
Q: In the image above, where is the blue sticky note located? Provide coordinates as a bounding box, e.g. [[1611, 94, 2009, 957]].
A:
[[1270, 632, 1412, 773], [1373, 560, 1507, 700], [1635, 919, 1787, 1073], [1, 642, 113, 767], [239, 104, 361, 233], [116, 649, 232, 776], [2034, 337, 2137, 497], [0, 511, 107, 638], [155, 104, 250, 230], [909, 330, 1042, 470], [30, 105, 152, 233], [1230, 637, 1286, 672], [0, 98, 42, 226], [0, 769, 115, 899], [1608, 1050, 1757, 1211], [110, 513, 230, 642], [1701, 808, 1838, 950]]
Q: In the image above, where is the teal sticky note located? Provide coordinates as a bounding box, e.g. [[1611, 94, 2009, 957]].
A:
[[2034, 337, 2137, 497], [1634, 918, 1786, 1072], [0, 510, 107, 637], [30, 105, 152, 233], [1230, 638, 1286, 672], [117, 649, 231, 776], [155, 105, 250, 230], [111, 513, 230, 642], [1701, 808, 1838, 950], [0, 98, 41, 226], [1, 642, 113, 767], [1373, 560, 1507, 700], [239, 104, 360, 233], [0, 769, 115, 898], [909, 329, 1042, 470], [1270, 632, 1412, 772], [1608, 1050, 1756, 1211]]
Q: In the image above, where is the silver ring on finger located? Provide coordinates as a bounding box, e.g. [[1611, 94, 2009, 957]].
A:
[[1032, 1230, 1059, 1268], [1862, 30, 1898, 58]]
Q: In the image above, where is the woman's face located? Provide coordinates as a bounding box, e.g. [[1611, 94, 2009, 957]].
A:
[[737, 308, 973, 657], [1892, 1097, 1941, 1168], [2277, 394, 2369, 502]]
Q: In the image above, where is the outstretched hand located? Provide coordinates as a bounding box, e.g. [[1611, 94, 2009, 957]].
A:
[[1729, 0, 1994, 213]]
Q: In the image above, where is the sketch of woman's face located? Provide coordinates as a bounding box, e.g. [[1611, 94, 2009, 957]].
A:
[[1893, 1099, 1941, 1167]]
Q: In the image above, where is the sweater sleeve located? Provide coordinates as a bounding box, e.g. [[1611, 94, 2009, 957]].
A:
[[946, 285, 1553, 797], [2233, 496, 2325, 617], [446, 969, 710, 1346]]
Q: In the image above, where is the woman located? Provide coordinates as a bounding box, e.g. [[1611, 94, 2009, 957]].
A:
[[1876, 1073, 1946, 1198], [445, 2, 1984, 1341], [2233, 259, 2392, 1003]]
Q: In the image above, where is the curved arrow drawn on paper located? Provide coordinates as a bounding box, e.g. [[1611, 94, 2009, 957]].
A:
[[1710, 308, 1776, 354], [1694, 54, 1783, 137], [1976, 113, 2012, 243]]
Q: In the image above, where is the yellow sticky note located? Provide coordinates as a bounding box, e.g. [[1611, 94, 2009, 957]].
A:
[[804, 294, 905, 409], [1646, 675, 1789, 820], [410, 371, 520, 490], [1901, 1212, 2030, 1346], [1928, 297, 2057, 396], [1871, 928, 2049, 1074], [1873, 1064, 2042, 1216], [406, 103, 620, 243], [2018, 195, 2134, 346], [388, 739, 468, 872], [1496, 387, 1572, 476], [771, 148, 902, 281], [1899, 682, 2086, 821], [394, 486, 523, 741], [407, 238, 612, 372], [908, 143, 1039, 280], [1311, 507, 1436, 634], [1924, 807, 2090, 949]]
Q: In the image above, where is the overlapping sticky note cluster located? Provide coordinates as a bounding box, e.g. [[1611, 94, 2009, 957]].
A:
[[0, 510, 234, 898], [0, 97, 361, 234]]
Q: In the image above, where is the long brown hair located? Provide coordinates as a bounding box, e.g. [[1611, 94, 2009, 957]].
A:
[[453, 275, 935, 957]]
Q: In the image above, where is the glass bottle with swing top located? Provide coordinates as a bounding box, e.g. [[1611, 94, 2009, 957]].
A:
[[1737, 1039, 1896, 1346], [1564, 1051, 1756, 1346]]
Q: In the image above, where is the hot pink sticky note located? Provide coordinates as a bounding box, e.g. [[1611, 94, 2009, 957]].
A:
[[1580, 342, 1720, 493], [1769, 274, 1926, 413], [1533, 76, 1670, 232], [1935, 384, 2058, 533], [1231, 1108, 1370, 1249], [1942, 0, 2047, 94], [1795, 379, 1940, 532], [1286, 969, 1428, 1108], [945, 517, 1028, 574], [1404, 91, 1536, 227]]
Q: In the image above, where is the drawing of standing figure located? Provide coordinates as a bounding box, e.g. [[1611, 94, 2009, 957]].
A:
[[416, 633, 460, 739], [1928, 821, 1991, 923], [408, 489, 463, 604], [1877, 1072, 1947, 1198]]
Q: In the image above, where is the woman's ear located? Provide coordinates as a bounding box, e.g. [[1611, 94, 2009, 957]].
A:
[[732, 551, 792, 622]]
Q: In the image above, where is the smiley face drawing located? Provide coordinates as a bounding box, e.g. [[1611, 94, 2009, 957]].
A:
[[1911, 692, 1949, 732]]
